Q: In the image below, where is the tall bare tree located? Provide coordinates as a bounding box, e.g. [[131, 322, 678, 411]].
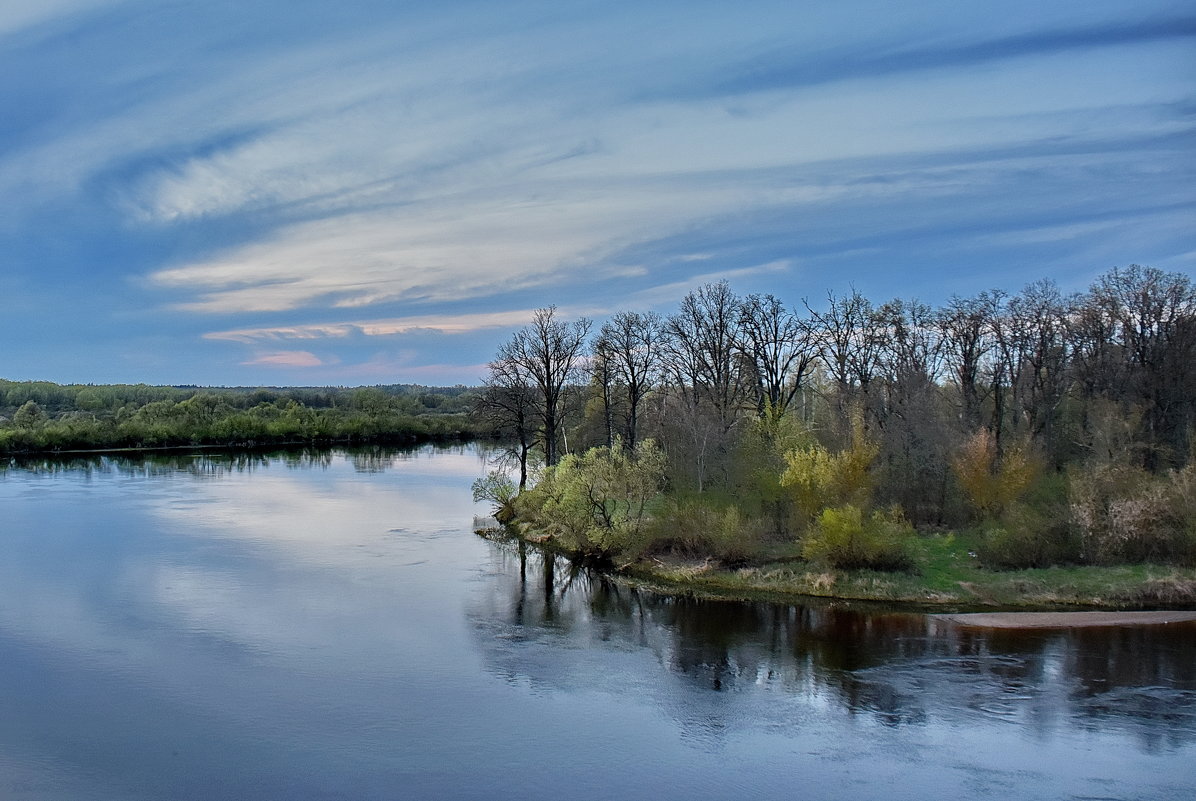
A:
[[595, 310, 666, 450], [874, 298, 951, 524], [1072, 266, 1196, 468], [664, 281, 748, 432], [660, 281, 749, 491], [476, 358, 538, 489], [737, 293, 818, 419], [588, 334, 617, 450], [496, 307, 591, 467], [806, 288, 885, 440], [937, 291, 1002, 431], [991, 280, 1071, 457]]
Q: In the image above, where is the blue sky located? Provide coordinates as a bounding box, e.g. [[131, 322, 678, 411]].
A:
[[1, 0, 1192, 387]]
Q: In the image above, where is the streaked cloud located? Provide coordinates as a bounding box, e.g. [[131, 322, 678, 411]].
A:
[[627, 260, 793, 307], [207, 309, 553, 344], [0, 0, 116, 37], [241, 350, 328, 368], [691, 15, 1196, 99]]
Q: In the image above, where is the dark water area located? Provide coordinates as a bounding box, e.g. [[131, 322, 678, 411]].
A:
[[1, 446, 1192, 800]]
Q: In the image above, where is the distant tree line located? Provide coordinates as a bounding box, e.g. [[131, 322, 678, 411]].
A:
[[0, 382, 482, 453], [477, 265, 1196, 571]]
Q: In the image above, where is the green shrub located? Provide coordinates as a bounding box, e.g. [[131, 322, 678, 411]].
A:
[[976, 503, 1080, 569], [513, 441, 667, 562], [781, 431, 878, 523], [643, 497, 763, 566], [472, 470, 518, 524], [801, 505, 916, 572]]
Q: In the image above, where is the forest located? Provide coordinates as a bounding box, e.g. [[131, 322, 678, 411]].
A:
[[0, 382, 480, 453], [475, 265, 1196, 576]]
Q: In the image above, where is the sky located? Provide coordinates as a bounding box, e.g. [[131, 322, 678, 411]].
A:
[[1, 0, 1192, 387]]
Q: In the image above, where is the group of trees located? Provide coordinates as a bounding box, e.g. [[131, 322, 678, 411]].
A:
[[0, 382, 481, 453], [478, 265, 1196, 570]]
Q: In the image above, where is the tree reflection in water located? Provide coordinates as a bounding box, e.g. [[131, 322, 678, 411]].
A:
[[2, 444, 481, 479], [469, 544, 1196, 749]]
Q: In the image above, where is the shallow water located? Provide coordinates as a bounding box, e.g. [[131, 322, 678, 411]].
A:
[[1, 446, 1192, 800]]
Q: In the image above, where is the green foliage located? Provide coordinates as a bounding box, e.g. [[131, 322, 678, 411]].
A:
[[0, 380, 482, 455], [975, 503, 1080, 569], [12, 400, 47, 428], [951, 429, 1039, 517], [801, 505, 917, 572], [780, 427, 878, 522], [731, 407, 808, 537], [642, 496, 763, 566], [472, 471, 518, 523], [514, 440, 667, 561]]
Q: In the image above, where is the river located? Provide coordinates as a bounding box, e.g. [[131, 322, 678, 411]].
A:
[[0, 445, 1192, 800]]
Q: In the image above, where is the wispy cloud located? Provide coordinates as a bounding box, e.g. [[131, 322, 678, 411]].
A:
[[242, 350, 329, 368], [627, 260, 793, 307], [134, 21, 1186, 316], [0, 0, 117, 38], [206, 309, 552, 344], [692, 16, 1196, 99]]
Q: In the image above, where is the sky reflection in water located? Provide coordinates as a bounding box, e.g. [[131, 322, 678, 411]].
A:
[[0, 446, 1192, 800]]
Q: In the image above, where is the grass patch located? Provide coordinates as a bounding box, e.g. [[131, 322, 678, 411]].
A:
[[614, 529, 1196, 610]]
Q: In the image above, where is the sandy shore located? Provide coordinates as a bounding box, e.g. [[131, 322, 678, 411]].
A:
[[933, 610, 1196, 629]]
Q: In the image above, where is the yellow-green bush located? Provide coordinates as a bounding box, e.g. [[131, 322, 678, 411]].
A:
[[781, 432, 878, 522], [801, 505, 916, 572], [513, 441, 667, 562], [951, 429, 1038, 517]]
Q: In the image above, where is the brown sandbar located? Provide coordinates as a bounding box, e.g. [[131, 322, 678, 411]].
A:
[[933, 611, 1196, 629]]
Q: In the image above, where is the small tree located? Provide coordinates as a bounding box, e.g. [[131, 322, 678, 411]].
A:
[[13, 400, 47, 428], [514, 440, 667, 561], [472, 471, 518, 523], [781, 417, 878, 523], [951, 429, 1038, 518], [475, 358, 538, 490]]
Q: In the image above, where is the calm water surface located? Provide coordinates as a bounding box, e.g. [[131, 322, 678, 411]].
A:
[[1, 445, 1192, 800]]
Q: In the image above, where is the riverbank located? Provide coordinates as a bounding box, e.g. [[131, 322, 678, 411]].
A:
[[495, 528, 1196, 611]]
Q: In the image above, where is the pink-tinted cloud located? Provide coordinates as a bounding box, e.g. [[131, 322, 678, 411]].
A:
[[241, 350, 327, 368]]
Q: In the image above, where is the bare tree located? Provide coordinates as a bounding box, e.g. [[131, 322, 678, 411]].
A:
[[737, 293, 819, 419], [876, 297, 944, 390], [589, 334, 617, 449], [496, 307, 591, 467], [663, 281, 748, 433], [874, 298, 951, 524], [661, 281, 749, 491], [1072, 266, 1196, 468], [805, 288, 885, 440], [991, 280, 1071, 457], [595, 310, 666, 450], [475, 357, 538, 489], [937, 291, 1002, 431]]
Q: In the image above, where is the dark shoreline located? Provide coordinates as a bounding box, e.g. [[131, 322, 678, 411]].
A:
[[484, 527, 1196, 613]]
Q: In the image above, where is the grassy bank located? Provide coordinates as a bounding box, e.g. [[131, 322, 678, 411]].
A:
[[502, 527, 1196, 611]]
